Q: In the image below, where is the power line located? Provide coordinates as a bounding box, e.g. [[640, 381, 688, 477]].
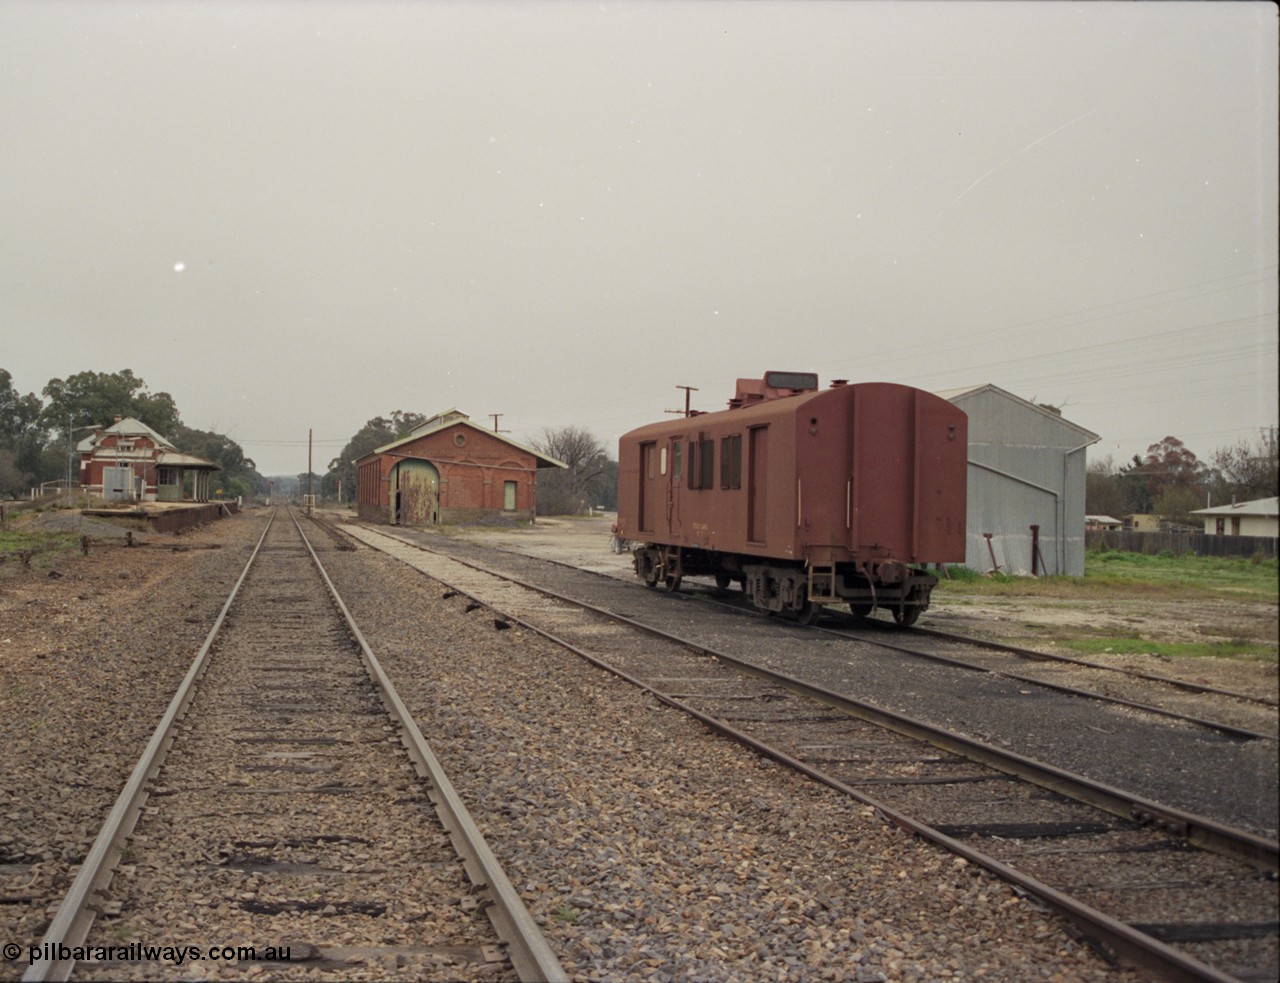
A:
[[825, 267, 1278, 377]]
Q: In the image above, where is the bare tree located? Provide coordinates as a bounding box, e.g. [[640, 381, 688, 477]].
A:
[[1209, 429, 1279, 503], [533, 426, 614, 516], [1085, 454, 1126, 517]]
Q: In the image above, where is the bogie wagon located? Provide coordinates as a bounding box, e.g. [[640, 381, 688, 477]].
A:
[[615, 372, 968, 625]]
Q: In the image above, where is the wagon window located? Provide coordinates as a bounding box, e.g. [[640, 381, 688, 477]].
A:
[[688, 434, 714, 490], [699, 435, 714, 490], [673, 440, 682, 480], [720, 434, 742, 489]]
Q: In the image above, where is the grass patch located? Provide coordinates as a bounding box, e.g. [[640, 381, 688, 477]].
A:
[[1083, 550, 1278, 602], [936, 551, 1278, 604], [1062, 636, 1277, 664], [0, 528, 83, 562]]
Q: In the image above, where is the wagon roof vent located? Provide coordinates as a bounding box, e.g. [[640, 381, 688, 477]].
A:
[[731, 371, 819, 408]]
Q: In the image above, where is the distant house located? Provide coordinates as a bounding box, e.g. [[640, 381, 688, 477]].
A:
[[355, 410, 566, 526], [1191, 497, 1280, 538], [1123, 514, 1163, 532], [1085, 515, 1122, 531], [78, 417, 220, 502], [937, 384, 1098, 576]]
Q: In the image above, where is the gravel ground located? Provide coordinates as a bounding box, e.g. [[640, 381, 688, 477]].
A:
[[363, 514, 1279, 838], [73, 517, 510, 982], [326, 518, 1279, 977], [1, 512, 264, 981], [317, 536, 1134, 982], [1, 507, 1139, 982]]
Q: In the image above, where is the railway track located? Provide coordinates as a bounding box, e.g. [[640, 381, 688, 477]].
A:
[[328, 515, 1278, 983], [472, 533, 1279, 738], [386, 524, 1280, 790], [23, 509, 563, 983], [798, 615, 1277, 743]]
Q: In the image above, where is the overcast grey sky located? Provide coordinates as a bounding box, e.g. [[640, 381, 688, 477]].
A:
[[2, 0, 1276, 477]]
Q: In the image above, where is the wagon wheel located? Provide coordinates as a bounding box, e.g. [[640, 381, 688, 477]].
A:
[[662, 571, 683, 593], [848, 603, 873, 619], [795, 597, 822, 626], [714, 571, 734, 591], [892, 590, 923, 627], [892, 604, 921, 627], [639, 553, 660, 588]]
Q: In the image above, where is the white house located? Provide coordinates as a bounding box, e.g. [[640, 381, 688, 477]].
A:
[[1191, 497, 1279, 538]]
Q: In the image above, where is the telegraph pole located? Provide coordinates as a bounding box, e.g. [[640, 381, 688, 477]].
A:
[[307, 428, 313, 514], [664, 385, 699, 418]]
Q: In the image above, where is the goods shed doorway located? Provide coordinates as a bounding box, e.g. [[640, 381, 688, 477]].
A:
[[391, 458, 439, 526]]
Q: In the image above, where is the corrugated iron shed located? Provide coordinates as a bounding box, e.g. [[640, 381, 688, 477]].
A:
[[937, 384, 1099, 576]]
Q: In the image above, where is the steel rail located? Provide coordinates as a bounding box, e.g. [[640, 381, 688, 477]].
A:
[[375, 523, 1278, 713], [22, 512, 277, 982], [897, 622, 1278, 709], [288, 509, 567, 983], [405, 522, 1278, 712], [351, 526, 1253, 983], [667, 576, 1280, 717], [25, 510, 564, 983], [359, 525, 1278, 869], [807, 623, 1277, 743]]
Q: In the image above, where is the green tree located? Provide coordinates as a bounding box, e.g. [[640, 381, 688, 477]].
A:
[[171, 425, 268, 500], [1117, 454, 1155, 515], [324, 411, 427, 503], [296, 472, 322, 502], [41, 369, 182, 440], [1152, 486, 1204, 528], [1140, 435, 1206, 501], [0, 369, 45, 492]]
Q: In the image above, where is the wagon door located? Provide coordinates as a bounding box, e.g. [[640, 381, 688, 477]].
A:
[[639, 441, 658, 533], [747, 425, 768, 543], [392, 459, 439, 526], [667, 436, 684, 538]]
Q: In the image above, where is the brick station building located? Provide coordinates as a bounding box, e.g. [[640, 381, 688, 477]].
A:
[[77, 416, 220, 502], [355, 410, 565, 526]]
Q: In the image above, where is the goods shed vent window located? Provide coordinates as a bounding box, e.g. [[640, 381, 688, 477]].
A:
[[720, 434, 742, 489]]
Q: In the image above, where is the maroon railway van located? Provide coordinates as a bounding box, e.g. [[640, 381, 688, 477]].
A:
[[616, 373, 967, 626]]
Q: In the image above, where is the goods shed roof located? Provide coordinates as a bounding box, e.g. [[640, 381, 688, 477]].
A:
[[364, 410, 566, 469]]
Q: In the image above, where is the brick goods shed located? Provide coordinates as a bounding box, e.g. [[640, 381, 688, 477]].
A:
[[937, 384, 1098, 577], [355, 410, 566, 526]]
